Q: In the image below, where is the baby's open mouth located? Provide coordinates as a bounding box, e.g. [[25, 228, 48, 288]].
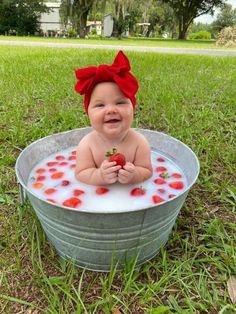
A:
[[105, 119, 120, 123]]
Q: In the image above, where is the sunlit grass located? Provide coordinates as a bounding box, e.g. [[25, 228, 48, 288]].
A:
[[0, 46, 236, 313]]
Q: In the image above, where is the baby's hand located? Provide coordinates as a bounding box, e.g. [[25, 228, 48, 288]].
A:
[[118, 162, 136, 184], [100, 160, 121, 184]]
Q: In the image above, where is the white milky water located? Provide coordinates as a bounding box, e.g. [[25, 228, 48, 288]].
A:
[[27, 147, 188, 212]]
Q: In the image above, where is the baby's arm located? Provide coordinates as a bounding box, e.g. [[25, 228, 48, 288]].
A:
[[118, 134, 153, 184], [75, 136, 121, 185]]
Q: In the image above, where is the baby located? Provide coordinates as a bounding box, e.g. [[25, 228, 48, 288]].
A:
[[74, 50, 153, 185]]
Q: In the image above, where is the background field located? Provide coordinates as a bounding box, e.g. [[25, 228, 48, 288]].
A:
[[0, 46, 236, 313], [0, 35, 233, 49]]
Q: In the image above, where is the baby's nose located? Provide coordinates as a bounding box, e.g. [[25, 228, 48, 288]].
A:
[[106, 104, 117, 112]]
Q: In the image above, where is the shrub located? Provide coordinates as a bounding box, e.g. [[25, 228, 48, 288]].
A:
[[67, 28, 77, 38], [216, 26, 236, 47], [189, 31, 211, 40]]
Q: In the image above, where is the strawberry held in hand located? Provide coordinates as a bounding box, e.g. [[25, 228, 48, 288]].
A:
[[105, 148, 126, 168]]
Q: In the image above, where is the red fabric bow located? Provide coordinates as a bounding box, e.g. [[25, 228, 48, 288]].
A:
[[74, 50, 139, 112]]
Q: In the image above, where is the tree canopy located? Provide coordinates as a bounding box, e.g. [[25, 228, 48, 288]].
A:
[[161, 0, 227, 39], [0, 0, 48, 35]]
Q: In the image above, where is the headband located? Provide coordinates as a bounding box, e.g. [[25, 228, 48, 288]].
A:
[[74, 50, 139, 112]]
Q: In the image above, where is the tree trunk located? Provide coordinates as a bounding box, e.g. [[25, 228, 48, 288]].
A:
[[79, 11, 88, 38], [178, 17, 188, 39]]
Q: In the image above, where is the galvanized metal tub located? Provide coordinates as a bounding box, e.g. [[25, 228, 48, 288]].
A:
[[15, 128, 199, 271]]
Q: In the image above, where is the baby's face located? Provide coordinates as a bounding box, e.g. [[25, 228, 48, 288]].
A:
[[88, 82, 134, 139]]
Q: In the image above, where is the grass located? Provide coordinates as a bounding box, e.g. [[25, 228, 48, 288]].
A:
[[2, 34, 236, 50], [0, 46, 236, 313]]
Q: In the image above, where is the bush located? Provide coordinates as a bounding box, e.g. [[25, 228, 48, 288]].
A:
[[67, 28, 77, 38], [216, 26, 236, 47], [189, 31, 211, 40]]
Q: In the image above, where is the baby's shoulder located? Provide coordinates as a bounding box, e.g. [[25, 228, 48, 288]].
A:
[[129, 129, 149, 144], [78, 131, 95, 147]]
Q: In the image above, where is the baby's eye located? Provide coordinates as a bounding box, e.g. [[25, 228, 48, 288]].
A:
[[116, 99, 127, 105], [95, 103, 104, 108]]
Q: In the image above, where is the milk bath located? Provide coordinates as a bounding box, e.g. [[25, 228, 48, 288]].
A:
[[27, 147, 187, 212]]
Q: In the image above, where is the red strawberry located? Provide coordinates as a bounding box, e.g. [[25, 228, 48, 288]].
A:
[[73, 189, 85, 196], [96, 187, 109, 195], [51, 171, 64, 179], [168, 181, 184, 190], [59, 161, 68, 166], [68, 155, 76, 161], [47, 161, 58, 167], [36, 168, 46, 174], [130, 187, 146, 196], [105, 148, 126, 168], [44, 188, 57, 195], [36, 175, 46, 181], [49, 168, 57, 172], [63, 197, 81, 208], [171, 173, 182, 179], [152, 195, 165, 204], [158, 188, 166, 194], [156, 166, 167, 172], [55, 155, 65, 161], [168, 194, 176, 199], [154, 178, 166, 185], [157, 157, 165, 162], [61, 180, 70, 186]]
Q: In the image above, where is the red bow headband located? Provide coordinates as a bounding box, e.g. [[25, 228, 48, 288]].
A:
[[74, 50, 139, 112]]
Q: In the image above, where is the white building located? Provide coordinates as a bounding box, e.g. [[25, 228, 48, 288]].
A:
[[39, 2, 62, 33]]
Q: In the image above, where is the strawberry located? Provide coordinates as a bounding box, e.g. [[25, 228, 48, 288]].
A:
[[32, 182, 44, 189], [68, 155, 76, 161], [49, 168, 57, 172], [157, 188, 166, 194], [44, 188, 57, 195], [154, 178, 166, 185], [157, 157, 165, 162], [61, 180, 70, 186], [156, 166, 167, 172], [96, 187, 109, 195], [105, 148, 126, 168], [171, 173, 182, 179], [73, 189, 85, 196], [63, 197, 81, 208], [47, 161, 58, 167], [51, 171, 64, 179], [59, 161, 68, 166], [168, 181, 184, 190], [130, 187, 146, 196], [168, 194, 176, 199], [36, 168, 46, 174], [159, 172, 170, 179], [55, 155, 65, 161], [152, 195, 165, 204], [36, 175, 46, 181]]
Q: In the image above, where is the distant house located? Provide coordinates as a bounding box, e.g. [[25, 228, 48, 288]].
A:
[[86, 21, 102, 35], [39, 2, 62, 34], [39, 2, 102, 36]]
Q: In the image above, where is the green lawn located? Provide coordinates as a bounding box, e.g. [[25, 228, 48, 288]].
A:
[[0, 46, 236, 313], [1, 34, 235, 50]]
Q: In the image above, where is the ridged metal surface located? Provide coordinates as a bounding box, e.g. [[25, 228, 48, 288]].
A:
[[15, 128, 199, 271]]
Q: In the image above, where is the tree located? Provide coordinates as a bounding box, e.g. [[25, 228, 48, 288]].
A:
[[161, 0, 227, 39], [72, 0, 95, 38], [212, 3, 236, 34], [0, 0, 48, 35]]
